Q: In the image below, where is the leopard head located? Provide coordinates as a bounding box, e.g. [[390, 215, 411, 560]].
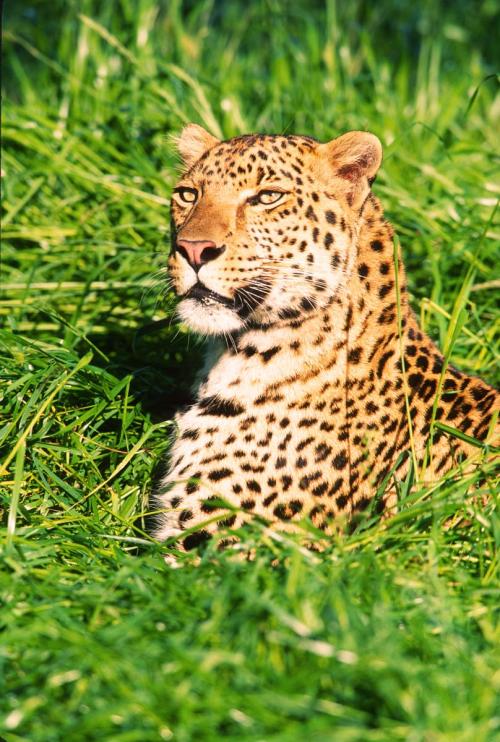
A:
[[168, 124, 382, 335]]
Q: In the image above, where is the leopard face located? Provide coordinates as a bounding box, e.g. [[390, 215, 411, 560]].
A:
[[169, 126, 382, 335]]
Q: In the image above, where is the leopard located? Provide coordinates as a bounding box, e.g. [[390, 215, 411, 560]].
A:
[[152, 123, 499, 549]]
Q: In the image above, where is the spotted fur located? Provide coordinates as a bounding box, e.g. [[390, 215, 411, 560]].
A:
[[153, 124, 499, 547]]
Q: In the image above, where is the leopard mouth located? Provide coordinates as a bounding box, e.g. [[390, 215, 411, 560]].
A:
[[177, 278, 274, 335], [183, 279, 273, 318], [184, 283, 234, 309]]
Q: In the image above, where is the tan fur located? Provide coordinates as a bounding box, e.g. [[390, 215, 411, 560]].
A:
[[153, 127, 499, 548], [174, 123, 219, 168]]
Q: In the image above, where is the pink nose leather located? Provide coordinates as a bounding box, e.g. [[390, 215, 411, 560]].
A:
[[176, 239, 217, 267]]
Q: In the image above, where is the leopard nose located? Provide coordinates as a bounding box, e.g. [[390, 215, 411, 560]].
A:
[[176, 239, 226, 271]]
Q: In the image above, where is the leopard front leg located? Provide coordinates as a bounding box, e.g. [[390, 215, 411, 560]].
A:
[[152, 477, 243, 550]]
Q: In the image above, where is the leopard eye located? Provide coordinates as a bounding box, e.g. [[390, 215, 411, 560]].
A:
[[253, 190, 286, 206], [173, 187, 198, 205]]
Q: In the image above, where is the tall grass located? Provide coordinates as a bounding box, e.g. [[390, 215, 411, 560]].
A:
[[1, 2, 499, 740]]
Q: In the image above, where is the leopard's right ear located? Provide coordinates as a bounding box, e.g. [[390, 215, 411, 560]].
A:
[[173, 124, 220, 169]]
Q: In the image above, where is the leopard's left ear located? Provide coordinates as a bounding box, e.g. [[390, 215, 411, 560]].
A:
[[318, 131, 382, 206], [173, 123, 220, 169]]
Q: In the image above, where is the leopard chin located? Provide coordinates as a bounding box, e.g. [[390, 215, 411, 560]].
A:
[[177, 298, 244, 335]]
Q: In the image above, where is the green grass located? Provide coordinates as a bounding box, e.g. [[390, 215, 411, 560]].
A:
[[1, 1, 499, 740]]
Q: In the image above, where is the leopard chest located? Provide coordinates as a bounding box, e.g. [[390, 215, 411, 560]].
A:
[[165, 342, 390, 518]]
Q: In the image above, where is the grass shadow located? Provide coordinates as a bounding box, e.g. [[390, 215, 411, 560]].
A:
[[84, 314, 202, 422]]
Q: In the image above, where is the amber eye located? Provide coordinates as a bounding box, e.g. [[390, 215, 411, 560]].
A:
[[173, 187, 198, 205], [251, 190, 286, 206]]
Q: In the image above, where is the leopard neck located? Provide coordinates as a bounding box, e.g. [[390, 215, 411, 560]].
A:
[[232, 193, 410, 356], [343, 192, 412, 346]]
